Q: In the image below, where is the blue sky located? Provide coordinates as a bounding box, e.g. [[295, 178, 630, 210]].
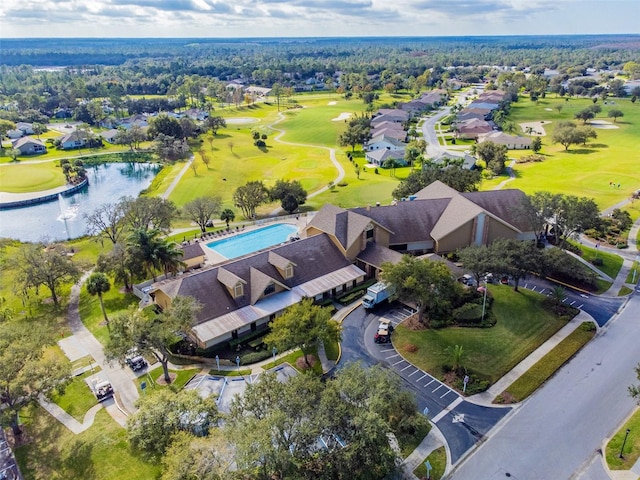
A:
[[1, 0, 638, 38]]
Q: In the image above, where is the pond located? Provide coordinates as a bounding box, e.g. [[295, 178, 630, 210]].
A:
[[0, 162, 161, 243]]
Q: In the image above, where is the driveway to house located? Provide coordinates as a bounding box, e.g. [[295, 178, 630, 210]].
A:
[[448, 292, 639, 479], [339, 303, 512, 464]]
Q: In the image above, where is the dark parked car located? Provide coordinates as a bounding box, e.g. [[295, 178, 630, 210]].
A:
[[126, 355, 147, 371]]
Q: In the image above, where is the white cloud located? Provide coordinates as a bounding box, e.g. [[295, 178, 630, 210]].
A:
[[0, 0, 637, 37]]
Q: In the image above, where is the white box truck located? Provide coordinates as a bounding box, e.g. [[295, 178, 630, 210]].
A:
[[362, 282, 395, 309]]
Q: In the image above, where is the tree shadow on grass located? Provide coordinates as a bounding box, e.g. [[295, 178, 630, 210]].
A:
[[566, 148, 596, 155], [62, 440, 95, 479], [589, 143, 609, 149]]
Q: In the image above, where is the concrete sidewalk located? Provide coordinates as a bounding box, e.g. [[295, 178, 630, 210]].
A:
[[469, 310, 595, 405]]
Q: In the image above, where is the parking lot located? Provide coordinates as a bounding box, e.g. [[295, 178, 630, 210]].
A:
[[368, 305, 461, 421], [184, 364, 298, 413]]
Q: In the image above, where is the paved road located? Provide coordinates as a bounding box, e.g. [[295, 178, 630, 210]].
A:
[[340, 304, 511, 464], [449, 293, 639, 479], [510, 277, 624, 327]]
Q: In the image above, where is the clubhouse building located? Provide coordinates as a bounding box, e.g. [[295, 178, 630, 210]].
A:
[[147, 182, 535, 349]]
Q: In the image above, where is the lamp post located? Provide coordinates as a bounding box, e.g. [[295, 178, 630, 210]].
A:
[[619, 428, 631, 458], [481, 279, 488, 323], [272, 347, 277, 362], [236, 355, 241, 372]]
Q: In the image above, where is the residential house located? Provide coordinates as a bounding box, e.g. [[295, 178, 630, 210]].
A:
[[149, 233, 366, 349], [365, 134, 406, 152], [456, 108, 492, 121], [15, 122, 34, 135], [374, 109, 410, 123], [365, 149, 406, 167], [370, 126, 407, 143], [468, 101, 500, 111], [455, 118, 493, 139], [60, 130, 90, 149], [478, 131, 532, 149], [185, 108, 209, 121], [6, 129, 23, 139], [245, 86, 272, 97], [100, 129, 119, 144], [11, 136, 47, 155]]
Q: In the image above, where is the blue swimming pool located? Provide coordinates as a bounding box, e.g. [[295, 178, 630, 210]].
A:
[[206, 223, 298, 259]]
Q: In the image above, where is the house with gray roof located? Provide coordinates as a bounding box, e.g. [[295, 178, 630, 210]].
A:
[[11, 136, 47, 155], [365, 134, 406, 152], [150, 233, 365, 348], [365, 149, 406, 167], [478, 131, 532, 149]]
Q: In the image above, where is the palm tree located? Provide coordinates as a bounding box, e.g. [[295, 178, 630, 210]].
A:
[[550, 286, 566, 309], [86, 272, 111, 330], [156, 241, 184, 278], [220, 209, 235, 229], [447, 344, 465, 371]]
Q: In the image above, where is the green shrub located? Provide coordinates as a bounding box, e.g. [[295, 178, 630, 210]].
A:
[[241, 350, 272, 364], [453, 303, 483, 323], [592, 258, 603, 266], [337, 181, 348, 187], [581, 322, 597, 332]]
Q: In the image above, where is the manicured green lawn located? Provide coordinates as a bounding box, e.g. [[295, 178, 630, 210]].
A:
[[0, 162, 66, 192], [208, 368, 252, 376], [485, 97, 640, 210], [500, 323, 595, 402], [261, 346, 323, 375], [78, 287, 139, 346], [15, 405, 160, 480], [606, 408, 640, 470], [626, 261, 640, 284], [135, 368, 200, 392], [567, 240, 624, 280], [51, 369, 102, 422], [324, 340, 340, 362], [414, 446, 446, 480], [393, 285, 567, 383]]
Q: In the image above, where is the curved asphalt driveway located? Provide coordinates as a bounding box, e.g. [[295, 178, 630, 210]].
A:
[[340, 303, 511, 464]]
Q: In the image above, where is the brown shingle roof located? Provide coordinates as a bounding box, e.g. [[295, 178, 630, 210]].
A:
[[161, 234, 351, 325], [357, 243, 404, 268], [180, 242, 205, 261], [352, 199, 449, 245], [461, 189, 531, 232]]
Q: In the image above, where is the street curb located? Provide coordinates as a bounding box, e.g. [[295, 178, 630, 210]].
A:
[[599, 405, 640, 480]]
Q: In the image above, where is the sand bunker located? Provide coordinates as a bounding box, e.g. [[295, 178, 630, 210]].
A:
[[226, 117, 258, 125], [332, 112, 352, 122], [328, 101, 337, 105], [589, 120, 619, 129], [519, 121, 550, 136], [544, 108, 553, 111]]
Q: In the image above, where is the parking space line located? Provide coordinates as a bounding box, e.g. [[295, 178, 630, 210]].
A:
[[416, 374, 427, 382], [570, 300, 576, 306], [440, 390, 451, 399], [431, 397, 463, 423], [386, 354, 400, 359], [531, 285, 536, 291], [539, 288, 545, 294], [432, 384, 443, 393], [425, 379, 435, 387], [392, 359, 405, 366], [577, 304, 584, 309], [400, 364, 413, 372], [408, 370, 419, 377], [562, 297, 568, 303]]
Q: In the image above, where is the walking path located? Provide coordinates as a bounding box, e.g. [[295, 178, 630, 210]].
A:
[[268, 111, 344, 215], [161, 154, 194, 200], [38, 397, 103, 434], [63, 272, 140, 415]]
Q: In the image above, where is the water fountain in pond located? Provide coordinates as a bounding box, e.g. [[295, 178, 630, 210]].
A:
[[57, 193, 80, 221], [57, 193, 80, 240]]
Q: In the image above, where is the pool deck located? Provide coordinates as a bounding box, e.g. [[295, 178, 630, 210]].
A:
[[200, 217, 312, 267]]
